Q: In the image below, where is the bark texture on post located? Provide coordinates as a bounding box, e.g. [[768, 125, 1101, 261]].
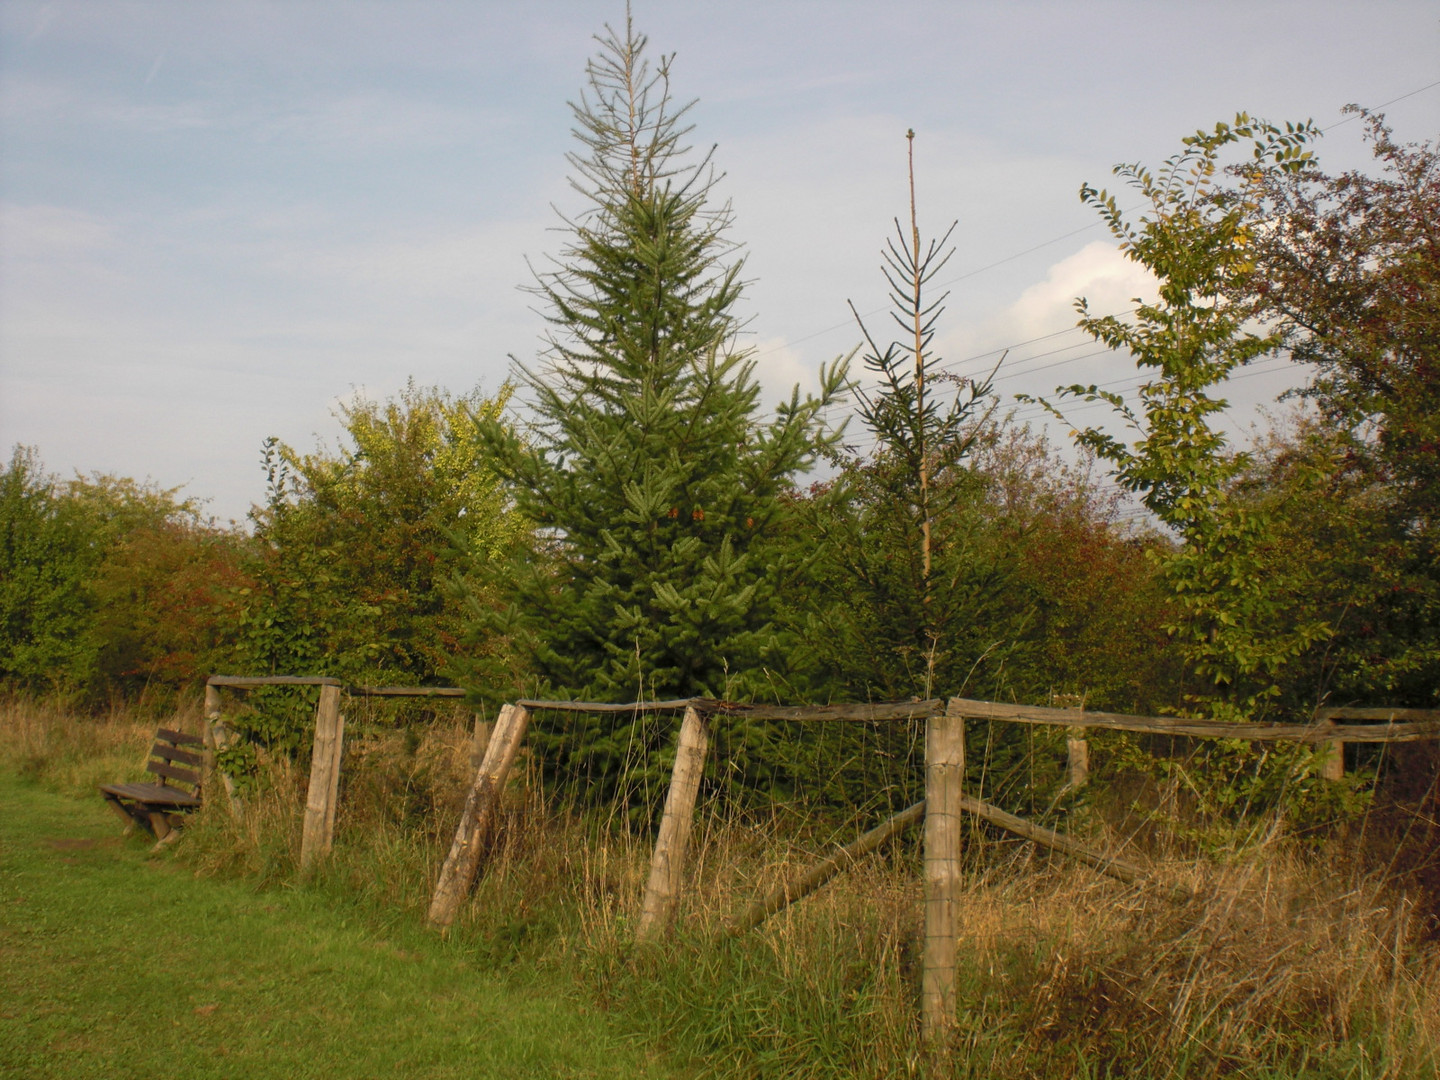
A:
[[428, 703, 532, 930], [1319, 738, 1345, 781], [636, 706, 709, 943], [922, 712, 964, 1043], [299, 684, 346, 873], [202, 683, 222, 798], [1066, 726, 1090, 790]]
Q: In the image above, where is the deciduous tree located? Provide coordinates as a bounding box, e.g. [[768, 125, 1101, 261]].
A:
[[1028, 115, 1327, 719]]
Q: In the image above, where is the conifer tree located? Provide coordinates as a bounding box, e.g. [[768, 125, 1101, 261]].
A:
[[794, 133, 1003, 702], [472, 11, 844, 740]]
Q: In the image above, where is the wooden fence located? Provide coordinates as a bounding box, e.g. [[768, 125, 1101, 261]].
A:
[[203, 677, 1440, 1043], [204, 676, 482, 874]]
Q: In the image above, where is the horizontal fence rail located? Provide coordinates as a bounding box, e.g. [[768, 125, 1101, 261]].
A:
[[946, 698, 1440, 744], [207, 680, 1439, 740], [514, 697, 697, 713], [207, 675, 346, 688], [207, 676, 466, 698], [514, 697, 943, 721]]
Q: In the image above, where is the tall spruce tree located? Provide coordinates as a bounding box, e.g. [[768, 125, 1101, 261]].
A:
[[470, 13, 843, 784]]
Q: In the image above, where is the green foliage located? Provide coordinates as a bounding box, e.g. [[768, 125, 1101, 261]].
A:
[[1020, 116, 1384, 836], [0, 446, 240, 707], [1243, 110, 1440, 707], [1027, 115, 1326, 718], [233, 381, 517, 755], [799, 132, 1002, 701], [788, 465, 1015, 704], [1221, 416, 1440, 717], [0, 447, 101, 693], [787, 138, 1176, 731], [468, 17, 844, 800]]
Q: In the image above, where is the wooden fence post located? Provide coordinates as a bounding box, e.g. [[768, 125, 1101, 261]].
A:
[[923, 711, 965, 1043], [637, 706, 710, 942], [428, 703, 532, 930], [202, 682, 243, 815], [202, 682, 221, 803], [1066, 726, 1090, 789], [299, 684, 345, 874], [1319, 738, 1345, 781]]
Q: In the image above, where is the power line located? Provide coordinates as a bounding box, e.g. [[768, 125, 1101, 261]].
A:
[[754, 77, 1440, 364], [1320, 77, 1440, 132], [840, 353, 1299, 456]]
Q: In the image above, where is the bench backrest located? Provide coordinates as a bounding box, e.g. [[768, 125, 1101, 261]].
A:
[[147, 728, 206, 800]]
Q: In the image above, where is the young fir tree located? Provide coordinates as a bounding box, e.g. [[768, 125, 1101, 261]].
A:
[[794, 132, 1004, 703], [468, 14, 844, 795]]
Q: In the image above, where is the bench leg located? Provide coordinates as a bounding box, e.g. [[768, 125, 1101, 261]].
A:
[[147, 810, 172, 840], [102, 793, 141, 836]]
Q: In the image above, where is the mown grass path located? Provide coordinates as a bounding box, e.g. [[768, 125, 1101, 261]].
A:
[[0, 772, 675, 1079]]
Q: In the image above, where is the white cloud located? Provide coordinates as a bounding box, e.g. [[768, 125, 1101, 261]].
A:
[[942, 240, 1156, 363], [1004, 241, 1155, 336]]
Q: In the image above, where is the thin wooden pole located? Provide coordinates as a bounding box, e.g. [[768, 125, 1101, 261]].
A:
[[922, 712, 964, 1043], [299, 684, 345, 873], [637, 706, 710, 942], [956, 793, 1151, 887], [1066, 726, 1090, 789], [730, 800, 926, 935], [428, 703, 532, 930], [949, 696, 1440, 743]]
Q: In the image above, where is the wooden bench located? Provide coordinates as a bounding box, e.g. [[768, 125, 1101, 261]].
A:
[[100, 728, 206, 844]]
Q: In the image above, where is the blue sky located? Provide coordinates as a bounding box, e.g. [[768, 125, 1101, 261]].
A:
[[2, 1, 1437, 522]]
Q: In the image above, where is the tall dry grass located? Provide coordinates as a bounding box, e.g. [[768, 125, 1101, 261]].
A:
[[0, 692, 181, 797], [3, 693, 1437, 1078]]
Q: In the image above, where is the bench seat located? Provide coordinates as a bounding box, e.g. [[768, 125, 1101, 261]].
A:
[[100, 727, 206, 843], [98, 781, 202, 808]]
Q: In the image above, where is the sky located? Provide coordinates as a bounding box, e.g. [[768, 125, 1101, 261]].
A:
[[2, 1, 1438, 524]]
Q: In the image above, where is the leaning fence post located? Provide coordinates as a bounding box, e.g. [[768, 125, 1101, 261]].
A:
[[428, 703, 532, 930], [637, 705, 710, 942], [923, 708, 964, 1043], [1066, 725, 1090, 789], [299, 684, 346, 874]]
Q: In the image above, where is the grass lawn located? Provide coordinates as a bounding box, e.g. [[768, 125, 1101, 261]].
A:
[[0, 771, 676, 1079]]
